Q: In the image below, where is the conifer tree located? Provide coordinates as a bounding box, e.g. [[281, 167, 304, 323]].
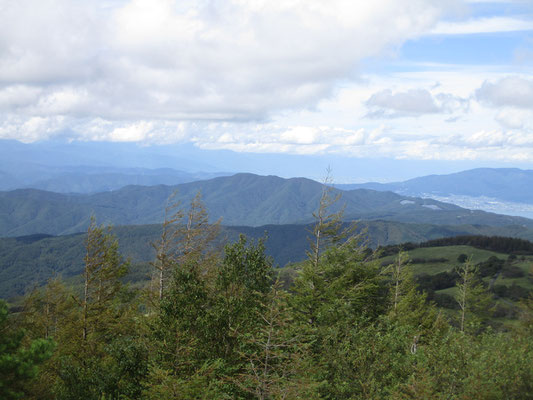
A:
[[44, 219, 138, 400], [146, 234, 273, 398], [455, 257, 492, 333], [23, 277, 76, 341], [390, 250, 411, 311], [151, 191, 220, 301], [306, 168, 355, 270], [294, 169, 362, 329], [386, 251, 440, 341], [82, 218, 128, 341], [151, 192, 184, 301], [0, 300, 55, 400], [237, 280, 315, 399]]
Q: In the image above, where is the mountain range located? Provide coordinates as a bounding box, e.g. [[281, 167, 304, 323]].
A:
[[1, 166, 228, 194], [2, 139, 532, 219], [2, 173, 532, 238], [339, 168, 533, 204]]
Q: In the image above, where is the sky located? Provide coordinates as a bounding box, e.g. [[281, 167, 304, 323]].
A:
[[0, 0, 532, 181]]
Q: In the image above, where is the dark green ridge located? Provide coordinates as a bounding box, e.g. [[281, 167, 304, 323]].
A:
[[2, 173, 532, 237]]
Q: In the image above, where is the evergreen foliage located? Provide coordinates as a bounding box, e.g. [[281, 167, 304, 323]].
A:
[[380, 235, 533, 256], [3, 195, 532, 399], [0, 299, 54, 400]]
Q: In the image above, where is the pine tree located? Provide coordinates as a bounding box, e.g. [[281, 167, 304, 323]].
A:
[[390, 250, 411, 311], [306, 168, 354, 270], [293, 169, 362, 329], [151, 191, 220, 302], [236, 280, 315, 399], [23, 277, 76, 342], [151, 192, 184, 301], [386, 251, 440, 342], [43, 219, 138, 400], [0, 300, 55, 400], [455, 258, 492, 333], [146, 234, 273, 398], [82, 217, 128, 341]]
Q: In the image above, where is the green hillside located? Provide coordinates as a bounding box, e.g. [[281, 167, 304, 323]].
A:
[[2, 173, 533, 237], [6, 219, 533, 400], [376, 242, 533, 324], [3, 219, 533, 300]]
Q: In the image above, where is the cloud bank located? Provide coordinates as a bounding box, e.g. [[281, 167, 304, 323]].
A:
[[1, 0, 533, 164], [0, 0, 450, 124]]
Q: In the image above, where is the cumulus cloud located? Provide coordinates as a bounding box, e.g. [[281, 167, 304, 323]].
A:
[[495, 109, 533, 130], [476, 76, 533, 109], [2, 0, 532, 165], [189, 122, 393, 155], [365, 88, 468, 118], [0, 0, 452, 130], [437, 128, 533, 150]]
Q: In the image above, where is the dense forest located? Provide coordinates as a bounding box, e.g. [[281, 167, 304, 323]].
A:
[[378, 235, 533, 256], [1, 190, 532, 400]]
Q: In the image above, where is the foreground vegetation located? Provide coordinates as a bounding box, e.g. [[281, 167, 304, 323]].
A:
[[1, 192, 533, 399]]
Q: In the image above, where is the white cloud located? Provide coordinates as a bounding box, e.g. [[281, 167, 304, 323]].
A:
[[365, 88, 468, 118], [280, 126, 321, 145], [476, 76, 533, 108], [0, 0, 103, 84], [0, 0, 453, 126], [495, 109, 533, 130], [0, 115, 67, 142], [431, 16, 533, 34], [366, 89, 440, 116], [0, 85, 42, 109], [109, 121, 155, 142], [1, 0, 533, 166]]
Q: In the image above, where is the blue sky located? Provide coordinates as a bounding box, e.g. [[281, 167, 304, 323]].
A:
[[0, 0, 532, 181]]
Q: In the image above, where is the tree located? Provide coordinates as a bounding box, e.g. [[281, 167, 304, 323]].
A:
[[307, 168, 353, 270], [151, 191, 220, 302], [151, 192, 184, 301], [293, 169, 363, 328], [82, 218, 128, 341], [47, 219, 141, 400], [385, 250, 442, 341], [455, 258, 492, 333], [146, 234, 274, 399], [236, 280, 315, 399], [23, 277, 76, 342], [0, 300, 55, 400], [390, 250, 411, 311], [215, 235, 273, 359]]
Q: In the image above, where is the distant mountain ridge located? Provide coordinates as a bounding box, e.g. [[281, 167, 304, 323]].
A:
[[338, 168, 533, 204], [1, 173, 532, 237], [0, 164, 229, 193]]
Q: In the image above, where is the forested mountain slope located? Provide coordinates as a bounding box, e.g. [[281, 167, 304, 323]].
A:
[[2, 220, 533, 300], [1, 173, 532, 237]]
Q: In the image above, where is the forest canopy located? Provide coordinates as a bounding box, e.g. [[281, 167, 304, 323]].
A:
[[2, 192, 533, 399]]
